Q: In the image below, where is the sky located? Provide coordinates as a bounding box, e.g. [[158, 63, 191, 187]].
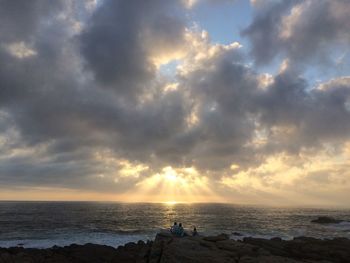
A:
[[0, 0, 350, 206]]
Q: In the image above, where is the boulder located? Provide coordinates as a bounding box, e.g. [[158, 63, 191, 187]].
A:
[[203, 233, 230, 242], [311, 216, 343, 224]]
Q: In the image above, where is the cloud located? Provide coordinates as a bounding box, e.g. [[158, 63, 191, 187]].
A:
[[221, 148, 350, 206], [0, 0, 64, 43], [0, 0, 349, 205], [243, 0, 350, 67], [0, 0, 192, 193], [79, 0, 187, 99], [183, 0, 237, 9]]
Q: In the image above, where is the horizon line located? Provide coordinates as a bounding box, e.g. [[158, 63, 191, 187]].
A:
[[0, 200, 349, 209]]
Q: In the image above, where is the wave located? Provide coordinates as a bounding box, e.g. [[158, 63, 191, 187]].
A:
[[229, 229, 305, 241], [0, 231, 156, 249], [323, 221, 350, 232]]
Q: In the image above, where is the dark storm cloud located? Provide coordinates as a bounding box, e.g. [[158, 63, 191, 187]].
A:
[[176, 49, 259, 170], [0, 0, 63, 43], [253, 71, 350, 156], [242, 0, 350, 66], [79, 0, 186, 98], [241, 0, 299, 65], [0, 0, 350, 196]]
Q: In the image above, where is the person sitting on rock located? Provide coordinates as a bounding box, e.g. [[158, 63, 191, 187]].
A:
[[192, 227, 198, 236], [177, 223, 185, 237], [170, 222, 178, 234]]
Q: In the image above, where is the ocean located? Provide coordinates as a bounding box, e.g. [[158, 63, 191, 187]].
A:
[[0, 201, 350, 248]]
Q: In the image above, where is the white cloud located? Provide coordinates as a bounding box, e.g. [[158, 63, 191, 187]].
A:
[[5, 42, 37, 59]]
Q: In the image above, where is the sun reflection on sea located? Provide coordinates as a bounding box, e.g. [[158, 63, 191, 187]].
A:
[[163, 201, 178, 205]]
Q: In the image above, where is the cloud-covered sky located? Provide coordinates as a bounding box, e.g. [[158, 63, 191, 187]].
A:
[[1, 0, 350, 206]]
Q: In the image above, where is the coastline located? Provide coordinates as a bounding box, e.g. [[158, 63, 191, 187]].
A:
[[1, 232, 349, 263]]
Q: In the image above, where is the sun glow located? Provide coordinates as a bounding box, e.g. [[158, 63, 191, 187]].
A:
[[163, 200, 178, 205], [122, 166, 223, 203], [164, 167, 178, 182]]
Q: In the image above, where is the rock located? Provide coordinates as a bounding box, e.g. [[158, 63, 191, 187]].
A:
[[157, 235, 237, 263], [157, 230, 173, 238], [232, 232, 243, 236], [203, 233, 229, 242], [0, 233, 349, 262], [239, 255, 304, 262], [216, 239, 269, 257], [311, 216, 343, 224], [243, 236, 350, 263], [271, 237, 282, 242], [199, 239, 217, 249]]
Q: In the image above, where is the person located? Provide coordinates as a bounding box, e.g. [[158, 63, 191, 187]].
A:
[[170, 222, 178, 234], [192, 227, 198, 236], [178, 223, 184, 237]]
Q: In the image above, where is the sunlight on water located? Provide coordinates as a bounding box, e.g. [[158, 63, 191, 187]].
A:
[[0, 202, 349, 248], [163, 201, 179, 205]]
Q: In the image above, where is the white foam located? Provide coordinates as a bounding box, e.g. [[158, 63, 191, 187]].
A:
[[0, 232, 156, 249], [324, 221, 350, 231], [230, 230, 295, 241]]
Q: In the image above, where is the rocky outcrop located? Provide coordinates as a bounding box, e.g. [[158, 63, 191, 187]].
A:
[[0, 241, 152, 263], [311, 216, 344, 224], [243, 236, 350, 263], [1, 233, 350, 262]]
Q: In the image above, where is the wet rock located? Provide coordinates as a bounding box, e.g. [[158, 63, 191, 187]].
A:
[[0, 233, 349, 262], [311, 216, 344, 224], [203, 233, 229, 242]]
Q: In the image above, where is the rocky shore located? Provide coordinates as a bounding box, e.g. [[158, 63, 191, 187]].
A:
[[1, 232, 350, 263]]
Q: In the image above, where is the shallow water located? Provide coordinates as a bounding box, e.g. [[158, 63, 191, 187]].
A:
[[0, 201, 349, 248]]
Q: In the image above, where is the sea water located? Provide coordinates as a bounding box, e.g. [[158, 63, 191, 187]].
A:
[[0, 201, 349, 248]]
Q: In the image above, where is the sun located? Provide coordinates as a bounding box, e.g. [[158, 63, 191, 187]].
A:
[[165, 173, 178, 182], [163, 166, 179, 182], [126, 166, 222, 203]]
